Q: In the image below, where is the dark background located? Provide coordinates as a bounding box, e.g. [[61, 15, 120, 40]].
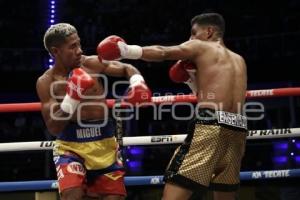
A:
[[0, 0, 300, 199], [0, 0, 299, 94]]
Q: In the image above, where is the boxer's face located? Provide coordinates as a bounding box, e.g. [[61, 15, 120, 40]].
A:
[[54, 33, 83, 69], [190, 24, 213, 41]]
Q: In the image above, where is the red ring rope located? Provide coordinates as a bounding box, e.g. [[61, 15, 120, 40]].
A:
[[0, 87, 299, 113]]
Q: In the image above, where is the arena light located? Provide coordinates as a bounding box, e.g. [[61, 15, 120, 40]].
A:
[[273, 156, 288, 164], [290, 152, 294, 156], [129, 147, 144, 155], [274, 142, 288, 150], [128, 161, 142, 168], [47, 0, 56, 68]]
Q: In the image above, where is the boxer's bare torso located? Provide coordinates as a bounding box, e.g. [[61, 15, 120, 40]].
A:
[[193, 41, 247, 113]]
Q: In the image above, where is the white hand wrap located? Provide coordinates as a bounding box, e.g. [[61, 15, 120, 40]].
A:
[[118, 41, 143, 59], [129, 74, 145, 87], [184, 79, 197, 94], [184, 68, 197, 94], [60, 94, 80, 114]]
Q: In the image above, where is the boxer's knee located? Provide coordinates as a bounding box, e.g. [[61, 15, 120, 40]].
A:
[[61, 187, 84, 200]]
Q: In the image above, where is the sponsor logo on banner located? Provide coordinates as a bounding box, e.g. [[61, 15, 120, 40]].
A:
[[40, 141, 55, 148], [252, 170, 290, 179], [248, 129, 292, 137], [150, 177, 161, 184], [152, 96, 175, 103], [252, 171, 262, 179], [67, 162, 85, 175], [51, 181, 58, 189], [151, 136, 173, 143], [248, 90, 274, 97], [263, 170, 290, 178]]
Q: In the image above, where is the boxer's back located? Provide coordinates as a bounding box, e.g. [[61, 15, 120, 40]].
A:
[[195, 42, 247, 113]]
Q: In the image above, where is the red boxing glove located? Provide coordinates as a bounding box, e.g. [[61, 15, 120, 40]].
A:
[[60, 68, 95, 114], [97, 35, 142, 61], [169, 60, 190, 83], [126, 74, 152, 104], [183, 61, 196, 73], [169, 60, 197, 94], [97, 35, 125, 61]]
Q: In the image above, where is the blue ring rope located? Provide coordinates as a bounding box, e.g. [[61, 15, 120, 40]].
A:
[[0, 169, 299, 192]]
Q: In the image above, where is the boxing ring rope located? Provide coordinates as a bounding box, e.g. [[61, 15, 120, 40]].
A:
[[1, 168, 300, 192], [0, 87, 300, 112], [0, 87, 300, 192], [0, 127, 299, 152]]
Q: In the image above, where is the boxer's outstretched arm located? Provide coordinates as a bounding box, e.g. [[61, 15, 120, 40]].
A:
[[97, 35, 204, 62], [141, 40, 203, 61]]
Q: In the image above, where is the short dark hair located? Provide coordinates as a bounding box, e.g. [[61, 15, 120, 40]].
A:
[[43, 23, 77, 54], [191, 13, 225, 37]]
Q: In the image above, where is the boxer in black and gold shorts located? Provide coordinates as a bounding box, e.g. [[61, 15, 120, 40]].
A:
[[165, 108, 247, 192]]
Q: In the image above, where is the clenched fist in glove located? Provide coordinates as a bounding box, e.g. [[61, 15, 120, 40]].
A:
[[60, 68, 95, 114], [97, 35, 143, 61], [169, 60, 197, 94], [125, 74, 152, 104]]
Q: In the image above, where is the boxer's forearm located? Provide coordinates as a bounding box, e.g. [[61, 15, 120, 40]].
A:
[[141, 46, 170, 61], [141, 45, 187, 61], [45, 108, 70, 136]]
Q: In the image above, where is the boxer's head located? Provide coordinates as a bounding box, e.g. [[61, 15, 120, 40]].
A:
[[43, 23, 82, 69], [190, 13, 225, 41]]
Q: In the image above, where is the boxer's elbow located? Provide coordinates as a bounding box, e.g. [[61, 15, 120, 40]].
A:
[[47, 126, 61, 136], [45, 120, 65, 136]]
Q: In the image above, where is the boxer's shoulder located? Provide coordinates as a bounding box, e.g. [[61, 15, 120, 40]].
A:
[[81, 55, 106, 73], [37, 69, 53, 84]]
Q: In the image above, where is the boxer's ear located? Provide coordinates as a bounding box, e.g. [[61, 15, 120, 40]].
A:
[[50, 47, 59, 57], [206, 26, 214, 39]]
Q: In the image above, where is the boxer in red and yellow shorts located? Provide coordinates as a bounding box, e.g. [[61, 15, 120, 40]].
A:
[[53, 119, 126, 198], [55, 152, 126, 197]]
